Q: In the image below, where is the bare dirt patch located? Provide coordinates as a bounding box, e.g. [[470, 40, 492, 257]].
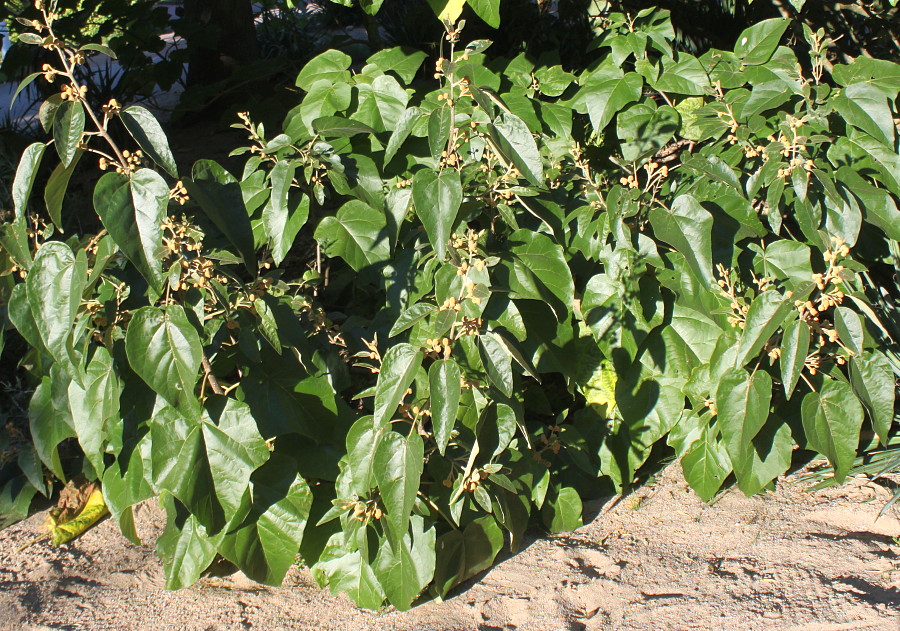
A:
[[1, 465, 898, 631]]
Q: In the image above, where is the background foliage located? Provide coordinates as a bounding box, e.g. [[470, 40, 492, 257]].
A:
[[1, 0, 898, 611]]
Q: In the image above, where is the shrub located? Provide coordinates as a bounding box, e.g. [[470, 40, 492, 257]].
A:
[[1, 0, 898, 610]]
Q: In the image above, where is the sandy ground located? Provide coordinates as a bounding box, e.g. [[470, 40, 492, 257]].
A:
[[1, 465, 898, 631]]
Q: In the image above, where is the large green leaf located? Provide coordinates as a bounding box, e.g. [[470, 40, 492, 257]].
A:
[[364, 47, 428, 84], [429, 359, 461, 455], [779, 317, 809, 400], [373, 516, 436, 610], [507, 229, 574, 320], [850, 351, 895, 445], [649, 194, 714, 286], [352, 74, 409, 132], [384, 107, 422, 166], [375, 431, 424, 549], [433, 515, 504, 597], [542, 486, 583, 533], [682, 425, 731, 501], [125, 305, 201, 412], [734, 290, 796, 367], [487, 112, 543, 185], [26, 241, 86, 372], [151, 398, 270, 528], [263, 162, 308, 265], [467, 0, 501, 27], [734, 18, 789, 65], [28, 366, 76, 481], [373, 344, 423, 429], [67, 346, 119, 474], [312, 116, 377, 138], [617, 103, 679, 163], [44, 149, 83, 231], [53, 100, 85, 167], [157, 496, 223, 589], [581, 72, 642, 132], [93, 169, 167, 290], [186, 160, 256, 272], [801, 379, 864, 482], [479, 332, 514, 397], [412, 169, 463, 261], [218, 454, 313, 585], [315, 200, 391, 272], [317, 547, 385, 610], [715, 368, 771, 483], [293, 79, 353, 135], [346, 416, 385, 496], [833, 83, 895, 148], [295, 49, 352, 90], [12, 142, 47, 219], [119, 105, 178, 177], [102, 430, 153, 545]]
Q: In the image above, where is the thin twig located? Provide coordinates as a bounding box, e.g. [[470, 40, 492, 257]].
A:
[[201, 354, 224, 395]]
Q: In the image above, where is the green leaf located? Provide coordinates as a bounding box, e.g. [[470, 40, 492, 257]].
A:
[[681, 154, 742, 192], [9, 72, 41, 110], [716, 368, 772, 484], [44, 149, 83, 231], [467, 0, 501, 27], [152, 398, 270, 527], [28, 367, 76, 481], [375, 431, 424, 549], [26, 241, 86, 372], [312, 116, 377, 138], [295, 49, 352, 90], [850, 352, 895, 445], [53, 100, 85, 167], [734, 18, 789, 65], [433, 515, 503, 597], [390, 302, 438, 337], [734, 290, 796, 367], [801, 379, 864, 482], [318, 547, 385, 610], [67, 346, 119, 474], [617, 103, 679, 163], [834, 307, 863, 357], [428, 104, 452, 160], [364, 47, 428, 84], [157, 497, 222, 590], [652, 54, 710, 95], [119, 106, 178, 178], [479, 332, 514, 397], [351, 74, 410, 133], [125, 305, 201, 412], [93, 169, 167, 291], [186, 160, 256, 272], [648, 194, 714, 286], [845, 134, 900, 192], [581, 72, 642, 132], [412, 169, 462, 261], [79, 43, 117, 59], [292, 79, 353, 135], [218, 454, 313, 586], [314, 200, 391, 272], [384, 107, 422, 166], [12, 142, 47, 219], [429, 359, 461, 455], [346, 416, 385, 496], [373, 516, 436, 610], [779, 317, 809, 399], [373, 344, 422, 429], [682, 425, 731, 502], [507, 229, 575, 320], [833, 83, 895, 148], [487, 112, 543, 185], [263, 162, 308, 265], [542, 487, 583, 533]]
